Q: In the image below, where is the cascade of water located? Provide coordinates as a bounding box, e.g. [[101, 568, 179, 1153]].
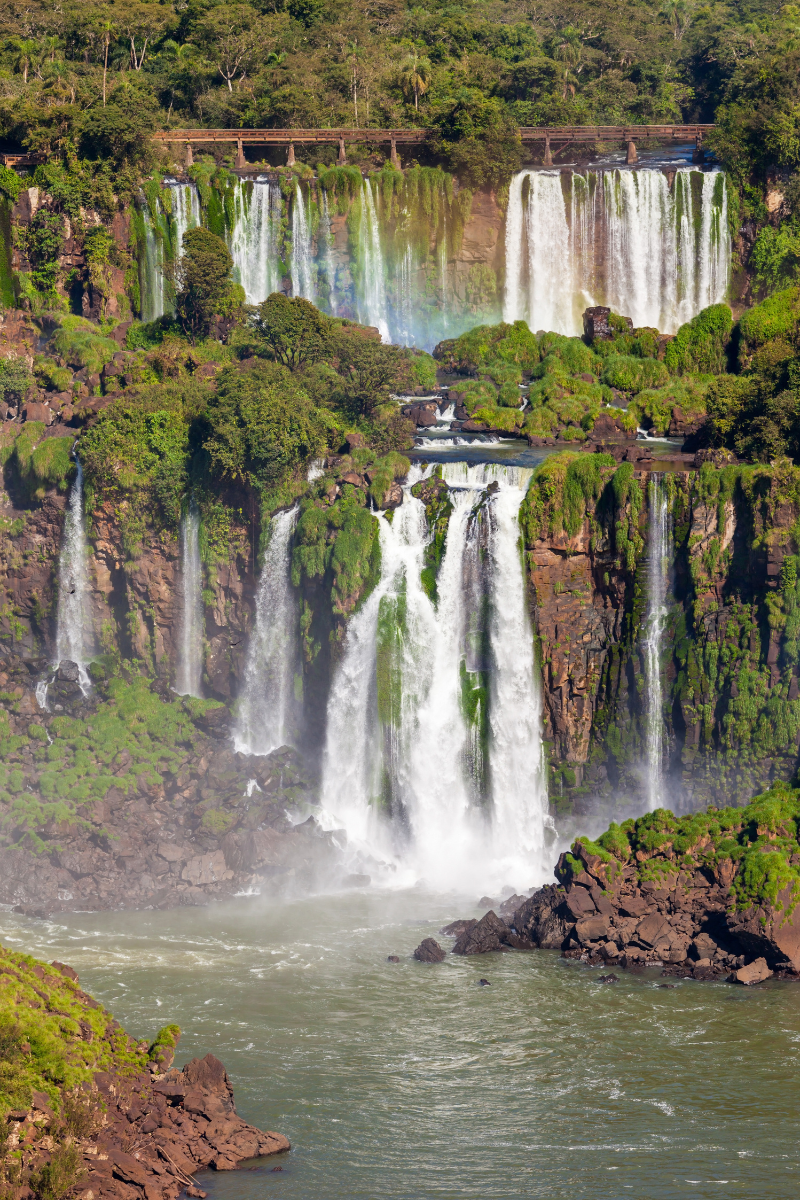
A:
[[643, 475, 672, 810], [504, 167, 730, 336], [176, 501, 203, 697], [319, 190, 339, 316], [291, 183, 316, 303], [235, 507, 300, 756], [55, 455, 93, 692], [357, 180, 390, 341], [320, 462, 549, 890], [172, 182, 200, 259], [140, 210, 165, 323], [231, 181, 282, 305]]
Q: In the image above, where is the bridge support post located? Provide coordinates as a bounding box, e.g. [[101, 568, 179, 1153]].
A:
[[338, 138, 347, 165], [185, 142, 193, 169], [692, 135, 705, 164], [390, 137, 400, 170], [543, 134, 552, 167], [235, 138, 246, 168], [287, 142, 296, 166], [626, 138, 637, 165]]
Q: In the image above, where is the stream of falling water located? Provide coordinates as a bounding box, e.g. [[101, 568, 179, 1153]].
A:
[[291, 183, 316, 303], [643, 475, 672, 810], [235, 507, 300, 756], [357, 179, 390, 341], [55, 455, 93, 693], [176, 501, 203, 698], [320, 463, 550, 891], [504, 167, 729, 336], [231, 182, 282, 304]]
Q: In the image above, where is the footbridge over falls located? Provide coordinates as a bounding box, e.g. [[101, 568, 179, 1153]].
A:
[[152, 124, 715, 169]]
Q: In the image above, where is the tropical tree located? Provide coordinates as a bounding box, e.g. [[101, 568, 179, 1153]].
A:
[[398, 51, 431, 111], [659, 0, 694, 42], [9, 37, 38, 84]]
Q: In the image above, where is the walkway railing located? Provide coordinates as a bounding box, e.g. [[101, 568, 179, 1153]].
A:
[[153, 124, 715, 168]]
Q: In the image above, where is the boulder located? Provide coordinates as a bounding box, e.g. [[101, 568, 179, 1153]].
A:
[[729, 957, 773, 986], [727, 887, 800, 970], [413, 938, 445, 963], [565, 887, 596, 919], [574, 916, 610, 944], [452, 911, 509, 955], [57, 660, 80, 683], [440, 918, 477, 938]]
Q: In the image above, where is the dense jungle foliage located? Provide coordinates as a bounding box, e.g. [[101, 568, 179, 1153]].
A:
[[0, 0, 796, 195]]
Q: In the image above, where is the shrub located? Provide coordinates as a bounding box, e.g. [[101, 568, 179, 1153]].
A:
[[664, 304, 734, 375], [600, 354, 669, 392], [738, 288, 800, 363], [50, 318, 118, 375]]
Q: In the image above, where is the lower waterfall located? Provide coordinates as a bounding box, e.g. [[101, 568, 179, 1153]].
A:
[[175, 501, 203, 697], [235, 507, 300, 756], [643, 475, 672, 809], [320, 464, 550, 890], [55, 455, 93, 692]]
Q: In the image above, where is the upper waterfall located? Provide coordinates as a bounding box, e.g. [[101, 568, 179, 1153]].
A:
[[176, 500, 204, 698], [137, 163, 731, 348], [504, 166, 730, 336]]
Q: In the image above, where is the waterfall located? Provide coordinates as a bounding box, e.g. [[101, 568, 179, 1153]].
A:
[[235, 507, 300, 756], [504, 167, 730, 336], [231, 181, 282, 305], [172, 182, 200, 259], [55, 455, 93, 692], [357, 179, 390, 341], [320, 463, 550, 891], [291, 183, 316, 303], [319, 190, 338, 316], [140, 210, 165, 323], [643, 475, 672, 810], [176, 501, 203, 697]]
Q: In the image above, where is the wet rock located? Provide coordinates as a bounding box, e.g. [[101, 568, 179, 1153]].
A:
[[478, 978, 490, 986], [414, 938, 445, 963], [387, 955, 400, 963], [598, 973, 618, 983], [452, 911, 510, 955], [440, 918, 477, 938], [56, 659, 80, 683], [729, 957, 773, 985]]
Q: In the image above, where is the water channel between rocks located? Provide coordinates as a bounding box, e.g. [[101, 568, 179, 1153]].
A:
[[2, 890, 799, 1199]]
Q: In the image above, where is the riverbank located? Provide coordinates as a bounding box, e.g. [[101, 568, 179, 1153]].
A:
[[0, 945, 288, 1200]]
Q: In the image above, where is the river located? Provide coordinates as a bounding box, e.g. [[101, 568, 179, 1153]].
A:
[[2, 889, 799, 1199]]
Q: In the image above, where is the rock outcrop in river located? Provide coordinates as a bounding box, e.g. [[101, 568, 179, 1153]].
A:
[[443, 784, 800, 983], [0, 945, 288, 1200]]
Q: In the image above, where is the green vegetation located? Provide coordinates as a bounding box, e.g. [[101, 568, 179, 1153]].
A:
[[562, 785, 800, 915], [0, 944, 153, 1116], [0, 679, 223, 852], [168, 226, 244, 343], [0, 426, 74, 502]]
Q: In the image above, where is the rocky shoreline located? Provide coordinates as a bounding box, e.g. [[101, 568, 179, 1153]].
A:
[[0, 657, 345, 918], [0, 947, 288, 1200], [425, 788, 800, 986]]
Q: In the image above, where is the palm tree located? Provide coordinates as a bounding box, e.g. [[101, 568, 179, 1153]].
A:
[[10, 37, 38, 84], [659, 0, 693, 41], [398, 52, 431, 111], [160, 39, 201, 118], [552, 32, 581, 100]]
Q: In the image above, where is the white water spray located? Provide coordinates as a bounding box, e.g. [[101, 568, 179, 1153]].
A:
[[643, 475, 672, 809], [235, 507, 300, 755], [176, 501, 203, 697], [55, 455, 93, 692], [357, 179, 390, 341]]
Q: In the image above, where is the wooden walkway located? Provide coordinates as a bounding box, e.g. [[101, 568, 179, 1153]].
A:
[[153, 124, 715, 168]]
